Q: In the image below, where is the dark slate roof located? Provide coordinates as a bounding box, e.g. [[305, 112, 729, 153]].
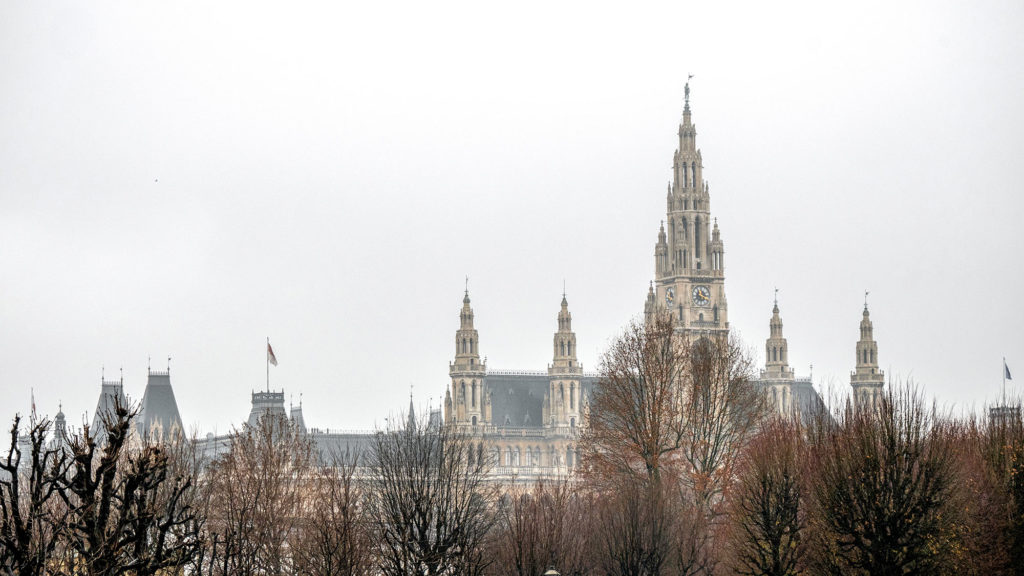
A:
[[92, 381, 127, 438], [485, 371, 599, 428], [312, 432, 375, 464], [137, 371, 183, 440]]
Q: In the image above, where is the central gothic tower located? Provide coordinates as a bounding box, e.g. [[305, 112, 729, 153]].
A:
[[645, 82, 728, 337]]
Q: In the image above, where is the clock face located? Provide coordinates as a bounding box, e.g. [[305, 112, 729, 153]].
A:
[[665, 287, 675, 308], [692, 285, 711, 307]]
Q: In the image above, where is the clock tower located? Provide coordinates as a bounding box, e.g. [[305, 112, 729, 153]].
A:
[[651, 81, 728, 338]]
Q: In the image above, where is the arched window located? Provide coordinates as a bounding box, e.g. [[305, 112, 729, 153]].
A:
[[560, 341, 565, 356], [570, 417, 576, 429], [683, 163, 688, 186], [505, 447, 512, 466], [471, 382, 477, 407], [469, 338, 474, 353], [870, 349, 875, 363], [773, 347, 777, 362], [461, 338, 467, 354], [460, 381, 466, 401], [560, 383, 565, 401], [567, 342, 572, 356], [514, 448, 521, 467], [471, 415, 477, 426], [570, 383, 575, 409], [691, 162, 697, 187]]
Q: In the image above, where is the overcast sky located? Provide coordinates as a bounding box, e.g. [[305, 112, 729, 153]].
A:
[[2, 0, 1022, 435]]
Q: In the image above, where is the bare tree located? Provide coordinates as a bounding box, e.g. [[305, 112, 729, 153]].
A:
[[290, 451, 372, 576], [809, 387, 959, 575], [368, 414, 496, 576], [202, 414, 313, 576], [488, 477, 591, 576], [680, 333, 762, 510], [728, 418, 805, 576], [579, 315, 689, 484], [0, 415, 68, 576], [592, 475, 672, 576], [979, 403, 1024, 575], [50, 399, 200, 576]]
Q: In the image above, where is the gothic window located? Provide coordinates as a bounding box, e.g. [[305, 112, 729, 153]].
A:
[[570, 417, 576, 429], [699, 313, 704, 322], [461, 338, 467, 354], [691, 162, 696, 187], [505, 447, 512, 466], [460, 381, 465, 401], [683, 163, 688, 185], [694, 217, 701, 256], [871, 349, 875, 363], [570, 383, 575, 409], [567, 341, 572, 355], [773, 347, 777, 362], [772, 387, 778, 406], [514, 448, 521, 467], [471, 382, 477, 407], [471, 415, 477, 426], [469, 338, 474, 353], [560, 384, 565, 401], [713, 305, 719, 322], [561, 341, 565, 356]]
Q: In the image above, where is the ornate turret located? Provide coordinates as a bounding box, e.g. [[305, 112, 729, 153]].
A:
[[761, 293, 796, 415], [447, 287, 487, 427], [649, 79, 728, 337], [547, 293, 582, 428], [851, 294, 885, 411]]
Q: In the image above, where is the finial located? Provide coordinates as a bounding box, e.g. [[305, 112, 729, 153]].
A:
[[119, 366, 123, 383], [101, 365, 105, 381], [562, 278, 566, 299], [864, 289, 870, 310], [685, 73, 694, 108], [774, 287, 779, 306], [465, 275, 469, 295], [299, 392, 302, 407], [167, 355, 172, 372], [148, 355, 151, 373]]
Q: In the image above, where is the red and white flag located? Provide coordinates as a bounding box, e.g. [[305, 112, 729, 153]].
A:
[[267, 342, 278, 366]]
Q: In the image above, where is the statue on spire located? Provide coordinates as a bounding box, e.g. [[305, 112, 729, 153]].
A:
[[685, 73, 694, 108]]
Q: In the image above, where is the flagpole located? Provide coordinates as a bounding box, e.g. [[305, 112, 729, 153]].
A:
[[1003, 356, 1007, 407], [267, 337, 270, 393]]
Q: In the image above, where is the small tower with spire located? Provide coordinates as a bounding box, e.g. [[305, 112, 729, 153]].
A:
[[546, 292, 582, 428], [851, 292, 885, 412], [446, 285, 488, 427], [761, 290, 796, 415]]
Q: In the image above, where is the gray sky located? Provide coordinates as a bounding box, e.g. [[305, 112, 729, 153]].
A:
[[2, 0, 1022, 435]]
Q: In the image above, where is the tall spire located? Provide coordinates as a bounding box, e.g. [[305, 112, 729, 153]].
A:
[[650, 77, 728, 337]]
